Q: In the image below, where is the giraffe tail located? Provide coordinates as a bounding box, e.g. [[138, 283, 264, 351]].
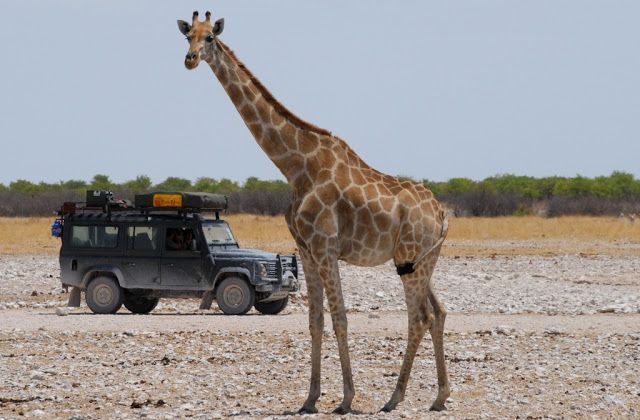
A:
[[396, 213, 449, 276]]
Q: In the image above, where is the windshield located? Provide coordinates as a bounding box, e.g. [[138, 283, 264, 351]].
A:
[[202, 222, 237, 245]]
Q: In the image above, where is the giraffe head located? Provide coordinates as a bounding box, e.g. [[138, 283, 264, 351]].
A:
[[177, 11, 224, 70]]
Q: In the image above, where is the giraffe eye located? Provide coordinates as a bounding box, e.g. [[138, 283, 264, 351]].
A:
[[205, 34, 215, 43]]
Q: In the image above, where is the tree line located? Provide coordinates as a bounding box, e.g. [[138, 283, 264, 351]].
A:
[[2, 175, 290, 195], [421, 171, 640, 217], [1, 172, 639, 217]]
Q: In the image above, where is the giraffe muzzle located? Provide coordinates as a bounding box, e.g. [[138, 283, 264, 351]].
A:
[[184, 53, 200, 70]]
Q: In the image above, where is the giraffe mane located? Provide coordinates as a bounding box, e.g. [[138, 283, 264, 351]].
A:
[[217, 40, 332, 137]]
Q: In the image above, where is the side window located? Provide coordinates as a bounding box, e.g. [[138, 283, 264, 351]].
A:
[[165, 227, 199, 251], [127, 226, 158, 251], [71, 226, 119, 248]]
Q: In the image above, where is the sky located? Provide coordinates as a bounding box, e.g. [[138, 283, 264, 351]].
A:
[[1, 1, 639, 187]]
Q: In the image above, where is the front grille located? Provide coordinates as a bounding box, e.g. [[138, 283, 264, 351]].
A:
[[267, 261, 278, 277], [265, 256, 298, 279]]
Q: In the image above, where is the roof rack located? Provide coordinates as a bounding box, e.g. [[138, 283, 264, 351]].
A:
[[56, 191, 228, 220]]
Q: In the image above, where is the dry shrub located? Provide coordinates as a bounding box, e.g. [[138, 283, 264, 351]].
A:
[[546, 196, 635, 217], [229, 190, 291, 215]]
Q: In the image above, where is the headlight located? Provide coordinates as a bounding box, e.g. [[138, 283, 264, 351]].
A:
[[258, 262, 269, 277]]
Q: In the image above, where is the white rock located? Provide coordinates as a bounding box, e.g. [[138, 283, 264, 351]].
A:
[[544, 326, 566, 335], [494, 326, 515, 335], [29, 370, 45, 380], [55, 307, 69, 316]]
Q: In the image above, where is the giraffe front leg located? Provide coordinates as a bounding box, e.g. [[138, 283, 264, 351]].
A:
[[299, 271, 324, 414], [320, 262, 355, 414], [328, 303, 355, 414]]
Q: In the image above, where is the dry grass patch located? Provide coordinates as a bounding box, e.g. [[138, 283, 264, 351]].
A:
[[1, 215, 638, 256], [0, 217, 61, 255], [448, 215, 640, 240], [446, 216, 640, 256], [223, 214, 297, 254]]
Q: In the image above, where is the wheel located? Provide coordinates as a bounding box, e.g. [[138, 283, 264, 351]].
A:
[[216, 276, 255, 315], [254, 296, 289, 315], [86, 276, 124, 314], [123, 295, 159, 314]]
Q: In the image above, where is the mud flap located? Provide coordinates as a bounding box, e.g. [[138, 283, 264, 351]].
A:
[[67, 287, 81, 307], [199, 290, 214, 310]]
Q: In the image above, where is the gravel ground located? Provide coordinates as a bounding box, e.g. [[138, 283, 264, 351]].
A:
[[1, 240, 639, 419]]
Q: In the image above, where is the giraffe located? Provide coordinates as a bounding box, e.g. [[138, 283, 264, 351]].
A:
[[178, 11, 450, 414]]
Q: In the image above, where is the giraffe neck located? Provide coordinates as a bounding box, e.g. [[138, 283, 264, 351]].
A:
[[205, 39, 336, 191]]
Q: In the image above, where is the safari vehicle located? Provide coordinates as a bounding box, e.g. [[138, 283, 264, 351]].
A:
[[52, 191, 299, 315]]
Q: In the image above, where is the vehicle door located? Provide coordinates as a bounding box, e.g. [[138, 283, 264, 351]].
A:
[[62, 223, 122, 286], [161, 224, 205, 288], [122, 225, 161, 287]]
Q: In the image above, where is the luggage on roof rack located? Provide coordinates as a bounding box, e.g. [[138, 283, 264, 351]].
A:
[[86, 190, 114, 207], [134, 192, 228, 211]]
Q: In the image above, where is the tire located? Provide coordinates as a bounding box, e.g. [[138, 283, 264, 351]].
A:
[[216, 276, 255, 315], [86, 276, 124, 314], [254, 296, 289, 315], [123, 295, 159, 314]]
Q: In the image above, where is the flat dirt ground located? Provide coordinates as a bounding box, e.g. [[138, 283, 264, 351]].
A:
[[0, 216, 639, 420]]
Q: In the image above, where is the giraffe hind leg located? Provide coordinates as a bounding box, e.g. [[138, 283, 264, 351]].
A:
[[427, 283, 450, 411], [382, 269, 433, 412]]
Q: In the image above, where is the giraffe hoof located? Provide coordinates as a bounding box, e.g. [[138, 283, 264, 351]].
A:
[[298, 405, 318, 414], [429, 403, 447, 412], [380, 404, 394, 413], [332, 405, 352, 415]]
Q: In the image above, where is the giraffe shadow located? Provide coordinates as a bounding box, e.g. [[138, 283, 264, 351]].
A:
[[280, 408, 367, 416]]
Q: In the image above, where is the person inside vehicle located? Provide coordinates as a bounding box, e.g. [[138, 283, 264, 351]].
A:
[[182, 228, 197, 250], [166, 228, 184, 250]]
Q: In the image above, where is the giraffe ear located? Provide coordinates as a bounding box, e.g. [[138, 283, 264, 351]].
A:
[[177, 20, 191, 36], [213, 18, 224, 36]]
